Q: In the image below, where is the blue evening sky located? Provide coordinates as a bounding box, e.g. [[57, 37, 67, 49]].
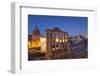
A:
[[28, 15, 88, 36]]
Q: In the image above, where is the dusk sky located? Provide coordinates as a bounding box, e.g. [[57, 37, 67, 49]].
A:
[[28, 15, 88, 36]]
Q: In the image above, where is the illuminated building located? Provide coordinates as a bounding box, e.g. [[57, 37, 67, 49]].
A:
[[28, 26, 71, 59], [28, 26, 46, 53], [40, 37, 46, 52], [28, 26, 41, 50], [46, 27, 71, 59]]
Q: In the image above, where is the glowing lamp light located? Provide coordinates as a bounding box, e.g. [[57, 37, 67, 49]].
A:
[[62, 39, 64, 42], [56, 38, 59, 42], [60, 40, 62, 43]]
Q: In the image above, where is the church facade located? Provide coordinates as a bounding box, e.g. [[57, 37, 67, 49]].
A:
[[28, 26, 41, 50]]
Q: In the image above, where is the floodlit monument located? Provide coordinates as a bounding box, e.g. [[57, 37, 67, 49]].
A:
[[28, 26, 41, 50], [46, 27, 71, 59]]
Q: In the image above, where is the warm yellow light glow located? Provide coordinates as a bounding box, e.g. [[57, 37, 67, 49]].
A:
[[56, 38, 59, 42], [62, 39, 64, 42], [40, 37, 46, 52], [32, 39, 41, 48], [58, 39, 65, 43], [60, 40, 62, 43], [28, 39, 41, 49], [28, 37, 47, 52]]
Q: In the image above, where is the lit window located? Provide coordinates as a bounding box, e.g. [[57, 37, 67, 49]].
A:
[[65, 39, 67, 42], [56, 38, 59, 42], [62, 39, 64, 42], [60, 40, 62, 43]]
